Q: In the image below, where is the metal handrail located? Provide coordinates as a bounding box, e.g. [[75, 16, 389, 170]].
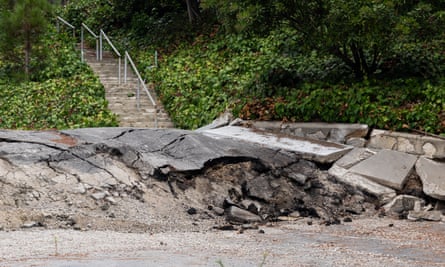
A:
[[80, 23, 99, 62], [55, 17, 160, 128], [99, 29, 121, 84], [56, 16, 75, 37], [125, 51, 158, 128]]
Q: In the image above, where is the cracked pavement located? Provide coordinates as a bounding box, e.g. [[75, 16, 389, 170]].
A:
[[0, 127, 304, 232], [1, 127, 444, 266]]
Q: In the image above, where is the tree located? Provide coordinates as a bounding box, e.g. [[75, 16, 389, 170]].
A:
[[105, 0, 200, 27], [207, 0, 445, 80], [185, 0, 200, 24], [0, 0, 52, 80]]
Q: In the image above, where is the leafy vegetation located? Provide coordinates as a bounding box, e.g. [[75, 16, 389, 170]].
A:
[[0, 31, 118, 129], [0, 0, 53, 80], [143, 0, 445, 133], [3, 0, 445, 134], [146, 24, 445, 133]]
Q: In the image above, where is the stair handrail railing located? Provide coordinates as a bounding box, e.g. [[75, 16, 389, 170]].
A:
[[99, 29, 121, 84], [124, 51, 158, 128], [56, 16, 75, 37], [55, 17, 161, 128], [80, 23, 99, 62]]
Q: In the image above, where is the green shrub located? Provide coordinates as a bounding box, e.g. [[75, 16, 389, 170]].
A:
[[240, 79, 445, 134], [146, 27, 353, 129], [0, 76, 117, 129], [0, 29, 118, 130]]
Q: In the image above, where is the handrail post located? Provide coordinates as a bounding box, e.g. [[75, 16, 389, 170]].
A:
[[118, 56, 121, 84], [154, 50, 158, 68], [137, 79, 141, 110], [81, 26, 84, 62], [96, 38, 99, 61], [81, 23, 99, 61], [99, 30, 103, 61], [124, 53, 127, 83], [155, 105, 158, 128]]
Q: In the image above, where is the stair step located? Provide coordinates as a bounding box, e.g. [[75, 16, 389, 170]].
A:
[[83, 47, 172, 128]]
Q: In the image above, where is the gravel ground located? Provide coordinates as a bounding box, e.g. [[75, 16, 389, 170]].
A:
[[1, 217, 445, 267]]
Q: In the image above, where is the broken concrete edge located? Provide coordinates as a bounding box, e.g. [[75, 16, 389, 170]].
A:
[[1, 127, 383, 230], [1, 125, 444, 226], [415, 157, 445, 201], [56, 128, 304, 180], [198, 114, 445, 159], [327, 148, 445, 207], [328, 164, 396, 205], [348, 149, 418, 191], [2, 127, 445, 209], [201, 126, 353, 164]]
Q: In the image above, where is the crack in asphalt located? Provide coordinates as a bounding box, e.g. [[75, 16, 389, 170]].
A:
[[110, 129, 136, 140], [0, 137, 121, 182], [145, 133, 188, 154]]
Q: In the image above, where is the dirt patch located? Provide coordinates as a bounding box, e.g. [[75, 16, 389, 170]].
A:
[[48, 132, 78, 147]]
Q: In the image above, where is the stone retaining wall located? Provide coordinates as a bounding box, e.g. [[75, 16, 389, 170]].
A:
[[244, 121, 445, 159]]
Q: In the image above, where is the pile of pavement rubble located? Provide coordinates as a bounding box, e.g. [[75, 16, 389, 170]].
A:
[[215, 118, 445, 223], [0, 116, 444, 232]]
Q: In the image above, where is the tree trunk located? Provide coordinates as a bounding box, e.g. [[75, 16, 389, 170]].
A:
[[24, 29, 31, 80], [331, 44, 369, 80], [185, 0, 200, 24]]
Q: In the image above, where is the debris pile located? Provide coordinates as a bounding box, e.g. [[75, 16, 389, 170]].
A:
[[0, 120, 444, 232]]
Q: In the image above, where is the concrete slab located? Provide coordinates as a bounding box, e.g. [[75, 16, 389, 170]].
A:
[[334, 148, 377, 169], [329, 165, 396, 204], [416, 157, 445, 200], [327, 148, 397, 204], [202, 126, 353, 163], [383, 195, 425, 214], [349, 149, 418, 190]]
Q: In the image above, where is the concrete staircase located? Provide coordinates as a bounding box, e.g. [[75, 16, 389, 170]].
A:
[[83, 48, 173, 128]]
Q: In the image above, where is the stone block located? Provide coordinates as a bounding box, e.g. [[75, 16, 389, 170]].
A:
[[416, 157, 445, 200], [349, 149, 418, 190], [408, 210, 443, 221], [226, 206, 262, 223], [383, 195, 425, 214], [243, 122, 369, 143], [346, 137, 367, 147], [368, 130, 397, 150]]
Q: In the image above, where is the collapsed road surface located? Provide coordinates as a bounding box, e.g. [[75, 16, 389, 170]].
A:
[[0, 127, 375, 232], [1, 126, 445, 266]]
